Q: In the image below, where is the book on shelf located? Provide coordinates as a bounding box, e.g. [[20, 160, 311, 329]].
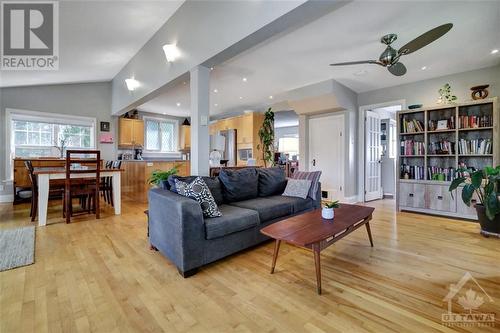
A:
[[400, 164, 424, 180], [428, 117, 455, 131], [458, 138, 492, 155], [400, 140, 425, 155], [401, 117, 424, 133], [427, 166, 456, 181], [428, 140, 455, 155], [458, 115, 492, 129]]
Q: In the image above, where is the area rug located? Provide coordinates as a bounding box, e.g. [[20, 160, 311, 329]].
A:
[[0, 226, 35, 271]]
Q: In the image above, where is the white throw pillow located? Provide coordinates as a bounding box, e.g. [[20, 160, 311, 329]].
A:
[[282, 179, 312, 199]]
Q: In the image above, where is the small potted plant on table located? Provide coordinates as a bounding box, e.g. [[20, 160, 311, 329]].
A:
[[148, 166, 179, 187], [449, 166, 500, 237], [322, 200, 340, 220]]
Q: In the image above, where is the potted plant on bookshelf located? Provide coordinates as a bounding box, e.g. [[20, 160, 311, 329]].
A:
[[322, 200, 340, 220], [449, 166, 500, 237]]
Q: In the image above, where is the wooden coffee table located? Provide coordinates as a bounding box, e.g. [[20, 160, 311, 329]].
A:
[[260, 204, 375, 294]]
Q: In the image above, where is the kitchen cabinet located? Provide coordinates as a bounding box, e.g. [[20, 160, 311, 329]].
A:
[[118, 118, 144, 147], [180, 125, 191, 149], [121, 160, 190, 203]]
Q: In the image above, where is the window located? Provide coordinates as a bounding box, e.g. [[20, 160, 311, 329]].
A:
[[145, 118, 177, 152], [12, 120, 93, 158]]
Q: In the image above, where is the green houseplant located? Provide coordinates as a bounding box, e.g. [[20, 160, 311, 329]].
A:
[[322, 200, 340, 220], [148, 166, 179, 186], [449, 166, 500, 237], [257, 108, 275, 167]]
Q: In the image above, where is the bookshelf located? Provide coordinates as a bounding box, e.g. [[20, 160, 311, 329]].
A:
[[396, 97, 498, 219]]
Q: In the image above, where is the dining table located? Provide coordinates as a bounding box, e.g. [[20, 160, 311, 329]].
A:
[[33, 167, 123, 226]]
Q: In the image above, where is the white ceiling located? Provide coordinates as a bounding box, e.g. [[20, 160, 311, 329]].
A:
[[139, 0, 500, 117], [0, 0, 184, 87]]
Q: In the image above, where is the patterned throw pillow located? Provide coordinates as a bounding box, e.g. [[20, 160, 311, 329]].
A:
[[175, 177, 222, 218], [282, 179, 312, 199], [291, 171, 322, 200]]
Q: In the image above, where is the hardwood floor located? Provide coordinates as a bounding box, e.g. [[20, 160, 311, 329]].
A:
[[1, 199, 499, 332]]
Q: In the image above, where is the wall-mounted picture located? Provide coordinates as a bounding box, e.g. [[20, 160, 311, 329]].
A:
[[100, 121, 110, 132]]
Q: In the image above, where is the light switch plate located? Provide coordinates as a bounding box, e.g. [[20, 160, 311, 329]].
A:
[[201, 116, 208, 126]]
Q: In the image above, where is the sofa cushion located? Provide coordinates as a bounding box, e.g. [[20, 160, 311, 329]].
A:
[[267, 195, 314, 213], [168, 175, 224, 205], [282, 178, 311, 199], [257, 167, 287, 197], [218, 168, 259, 202], [175, 177, 222, 218], [291, 171, 322, 200], [204, 205, 260, 240], [230, 197, 293, 222]]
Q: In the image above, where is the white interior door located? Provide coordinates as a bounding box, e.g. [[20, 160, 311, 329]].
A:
[[365, 110, 382, 201], [308, 114, 345, 201]]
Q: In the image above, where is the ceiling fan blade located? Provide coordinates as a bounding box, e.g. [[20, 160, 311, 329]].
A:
[[329, 60, 383, 66], [398, 23, 453, 55], [388, 62, 407, 76]]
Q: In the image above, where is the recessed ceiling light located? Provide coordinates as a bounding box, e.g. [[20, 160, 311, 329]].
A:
[[269, 95, 273, 99], [239, 96, 243, 99], [214, 103, 218, 107], [491, 49, 499, 54], [162, 44, 180, 62], [183, 81, 187, 85], [176, 102, 181, 107], [163, 112, 167, 115], [210, 67, 214, 70], [242, 77, 247, 82], [213, 89, 218, 93], [421, 66, 427, 70]]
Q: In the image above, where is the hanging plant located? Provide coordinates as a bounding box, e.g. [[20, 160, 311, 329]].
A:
[[257, 108, 275, 167]]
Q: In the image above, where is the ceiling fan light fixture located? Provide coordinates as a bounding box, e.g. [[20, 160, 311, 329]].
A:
[[421, 66, 427, 70]]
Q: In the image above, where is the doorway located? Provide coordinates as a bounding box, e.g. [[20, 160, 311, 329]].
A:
[[308, 113, 345, 201], [358, 101, 405, 202]]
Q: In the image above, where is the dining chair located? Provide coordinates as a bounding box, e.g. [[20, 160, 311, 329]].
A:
[[64, 150, 100, 223], [100, 160, 121, 206], [24, 160, 65, 222]]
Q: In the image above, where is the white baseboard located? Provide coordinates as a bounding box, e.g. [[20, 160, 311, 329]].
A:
[[0, 194, 14, 203], [344, 196, 359, 204]]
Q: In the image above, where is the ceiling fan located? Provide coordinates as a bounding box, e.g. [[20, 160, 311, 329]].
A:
[[329, 23, 453, 76]]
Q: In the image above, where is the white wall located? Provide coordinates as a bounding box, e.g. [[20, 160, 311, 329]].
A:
[[111, 0, 306, 114], [358, 65, 500, 107], [0, 82, 115, 184]]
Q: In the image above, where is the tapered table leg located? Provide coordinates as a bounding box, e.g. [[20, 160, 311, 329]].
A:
[[312, 243, 321, 295], [365, 221, 374, 247], [270, 240, 281, 274]]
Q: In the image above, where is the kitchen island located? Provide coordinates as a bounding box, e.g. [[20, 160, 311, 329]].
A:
[[121, 160, 190, 203]]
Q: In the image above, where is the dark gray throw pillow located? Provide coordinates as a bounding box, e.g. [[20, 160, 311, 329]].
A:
[[257, 167, 287, 197], [218, 168, 259, 202], [175, 177, 222, 218], [168, 175, 224, 205]]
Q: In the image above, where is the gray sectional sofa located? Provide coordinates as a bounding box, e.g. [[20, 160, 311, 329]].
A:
[[148, 168, 320, 277]]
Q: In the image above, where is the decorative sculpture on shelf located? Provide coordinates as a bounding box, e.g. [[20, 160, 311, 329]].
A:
[[437, 83, 457, 104], [470, 84, 489, 100]]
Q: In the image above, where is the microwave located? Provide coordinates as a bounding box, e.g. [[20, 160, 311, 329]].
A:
[[238, 148, 252, 161]]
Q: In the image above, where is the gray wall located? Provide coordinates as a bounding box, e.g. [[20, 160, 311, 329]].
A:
[[358, 65, 500, 107], [0, 82, 115, 183]]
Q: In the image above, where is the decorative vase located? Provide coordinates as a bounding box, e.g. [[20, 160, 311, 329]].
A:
[[475, 204, 500, 238], [322, 207, 334, 220]]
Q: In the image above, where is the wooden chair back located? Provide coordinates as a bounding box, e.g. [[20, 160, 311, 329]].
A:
[[24, 160, 37, 190]]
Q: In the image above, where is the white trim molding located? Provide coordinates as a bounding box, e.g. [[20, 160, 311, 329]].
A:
[[0, 195, 14, 203]]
